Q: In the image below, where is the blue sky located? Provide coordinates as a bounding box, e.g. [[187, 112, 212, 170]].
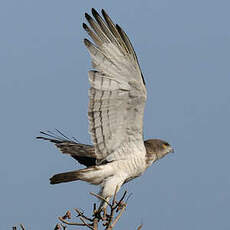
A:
[[0, 0, 230, 229]]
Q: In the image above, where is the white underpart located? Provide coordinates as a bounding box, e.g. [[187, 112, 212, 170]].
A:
[[96, 141, 147, 207]]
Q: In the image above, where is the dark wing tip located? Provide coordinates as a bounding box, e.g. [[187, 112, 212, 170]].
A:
[[115, 24, 122, 33], [82, 22, 88, 30], [84, 38, 91, 47], [92, 8, 103, 24], [91, 8, 98, 17], [101, 9, 107, 18], [85, 13, 92, 21]]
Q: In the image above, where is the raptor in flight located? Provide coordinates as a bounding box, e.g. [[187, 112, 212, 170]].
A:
[[37, 8, 174, 207]]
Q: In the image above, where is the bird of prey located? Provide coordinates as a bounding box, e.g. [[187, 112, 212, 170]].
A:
[[37, 8, 174, 208]]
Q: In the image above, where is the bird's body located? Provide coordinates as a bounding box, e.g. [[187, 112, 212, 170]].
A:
[[38, 131, 172, 207], [37, 8, 174, 207]]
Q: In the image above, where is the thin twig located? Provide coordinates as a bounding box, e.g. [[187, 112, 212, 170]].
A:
[[90, 192, 111, 207], [58, 217, 86, 226], [74, 208, 93, 221], [79, 217, 94, 230], [93, 218, 98, 230], [105, 190, 127, 230], [111, 186, 118, 206], [105, 210, 113, 229], [61, 224, 67, 230], [105, 186, 119, 228], [54, 223, 61, 230], [62, 210, 71, 220], [109, 204, 126, 229], [93, 203, 98, 230], [115, 190, 127, 210]]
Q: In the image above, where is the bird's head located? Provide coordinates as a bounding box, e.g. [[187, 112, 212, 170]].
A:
[[144, 139, 174, 160]]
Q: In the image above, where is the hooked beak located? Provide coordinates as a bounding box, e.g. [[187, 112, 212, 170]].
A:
[[170, 147, 175, 153]]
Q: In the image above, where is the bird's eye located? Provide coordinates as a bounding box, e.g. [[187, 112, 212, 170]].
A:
[[162, 143, 169, 149]]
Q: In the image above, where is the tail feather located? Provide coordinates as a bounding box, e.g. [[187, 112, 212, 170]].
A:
[[50, 170, 81, 184], [50, 166, 107, 185]]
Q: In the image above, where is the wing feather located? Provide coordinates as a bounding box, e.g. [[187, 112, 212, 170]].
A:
[[83, 23, 102, 46], [84, 9, 147, 161], [36, 131, 96, 167], [92, 9, 121, 49], [101, 9, 128, 54], [85, 13, 109, 43]]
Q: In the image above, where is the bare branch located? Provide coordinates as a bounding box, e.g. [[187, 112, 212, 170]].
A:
[[93, 203, 99, 230], [90, 192, 111, 207], [60, 224, 67, 230], [54, 190, 130, 230], [74, 208, 93, 221], [108, 203, 126, 230], [58, 217, 86, 226], [62, 210, 71, 220], [111, 186, 119, 206], [54, 223, 61, 230], [115, 190, 127, 210], [79, 217, 94, 230]]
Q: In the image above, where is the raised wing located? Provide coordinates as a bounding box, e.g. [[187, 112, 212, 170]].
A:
[[84, 9, 147, 161]]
